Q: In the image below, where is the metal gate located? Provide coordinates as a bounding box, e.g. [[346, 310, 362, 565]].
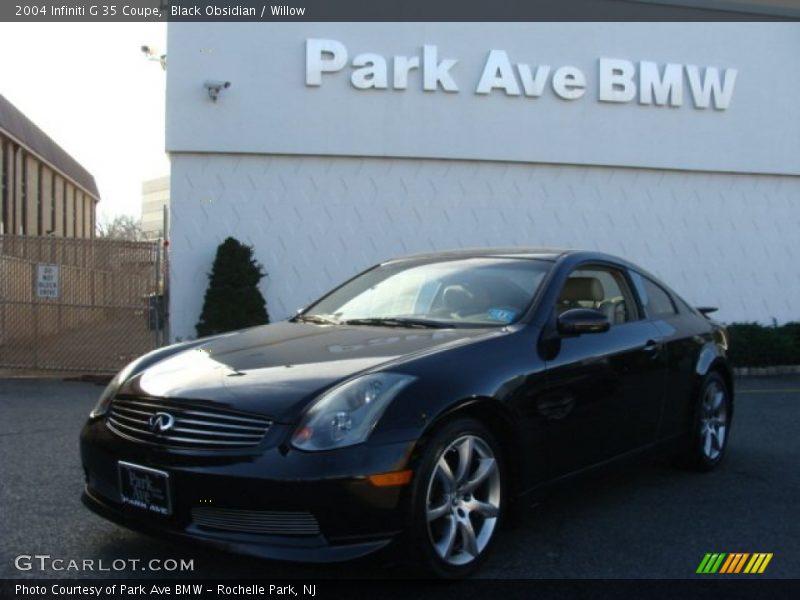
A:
[[0, 235, 167, 373]]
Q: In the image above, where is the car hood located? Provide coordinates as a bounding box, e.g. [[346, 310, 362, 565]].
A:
[[122, 321, 495, 422]]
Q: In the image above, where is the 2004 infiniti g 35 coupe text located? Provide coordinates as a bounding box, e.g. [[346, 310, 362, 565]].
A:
[[80, 248, 734, 578]]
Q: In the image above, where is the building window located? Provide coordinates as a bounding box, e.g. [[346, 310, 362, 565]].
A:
[[0, 140, 7, 235], [50, 173, 56, 235], [72, 190, 78, 238], [37, 163, 43, 236], [20, 151, 27, 235], [62, 180, 67, 236]]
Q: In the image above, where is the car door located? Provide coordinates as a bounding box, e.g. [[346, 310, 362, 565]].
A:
[[629, 271, 706, 440], [538, 263, 667, 478]]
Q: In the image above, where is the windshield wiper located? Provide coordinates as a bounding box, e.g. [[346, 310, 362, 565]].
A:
[[342, 317, 450, 329], [292, 314, 340, 325]]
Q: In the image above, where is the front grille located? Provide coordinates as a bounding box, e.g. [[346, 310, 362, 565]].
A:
[[106, 396, 271, 449], [192, 507, 321, 536]]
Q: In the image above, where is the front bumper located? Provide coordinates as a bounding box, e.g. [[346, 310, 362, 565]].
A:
[[80, 417, 417, 563]]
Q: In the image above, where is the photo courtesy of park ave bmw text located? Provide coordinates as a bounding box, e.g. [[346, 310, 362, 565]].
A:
[[166, 22, 799, 340]]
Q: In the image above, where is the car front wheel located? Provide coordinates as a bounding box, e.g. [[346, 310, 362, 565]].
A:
[[409, 417, 504, 578]]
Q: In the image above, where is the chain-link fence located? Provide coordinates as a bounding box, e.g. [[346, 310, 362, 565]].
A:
[[0, 235, 166, 373]]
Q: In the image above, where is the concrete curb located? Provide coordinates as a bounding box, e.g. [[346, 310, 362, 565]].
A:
[[0, 369, 113, 381], [734, 365, 800, 377]]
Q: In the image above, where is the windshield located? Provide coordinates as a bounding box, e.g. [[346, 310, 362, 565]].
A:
[[302, 257, 551, 328]]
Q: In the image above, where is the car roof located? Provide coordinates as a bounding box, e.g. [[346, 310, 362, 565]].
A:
[[381, 247, 664, 284], [381, 247, 672, 284], [382, 247, 573, 264]]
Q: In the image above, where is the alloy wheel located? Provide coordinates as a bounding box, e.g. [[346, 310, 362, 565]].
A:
[[425, 434, 501, 566]]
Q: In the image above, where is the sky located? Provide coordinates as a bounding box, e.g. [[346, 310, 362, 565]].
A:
[[0, 23, 169, 223]]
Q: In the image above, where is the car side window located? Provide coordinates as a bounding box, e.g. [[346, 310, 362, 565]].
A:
[[557, 266, 639, 325], [630, 271, 677, 319], [673, 294, 698, 316]]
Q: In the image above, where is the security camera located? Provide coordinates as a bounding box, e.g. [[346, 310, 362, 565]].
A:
[[141, 44, 160, 57], [204, 80, 231, 103], [141, 44, 167, 70]]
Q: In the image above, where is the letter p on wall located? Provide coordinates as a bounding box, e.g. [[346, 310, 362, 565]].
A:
[[306, 39, 348, 86]]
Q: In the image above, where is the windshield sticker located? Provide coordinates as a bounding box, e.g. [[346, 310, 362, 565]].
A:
[[487, 308, 517, 323]]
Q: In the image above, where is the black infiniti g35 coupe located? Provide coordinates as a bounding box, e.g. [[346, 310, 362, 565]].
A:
[[80, 248, 733, 578]]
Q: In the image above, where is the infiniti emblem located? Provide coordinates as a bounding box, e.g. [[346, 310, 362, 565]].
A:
[[149, 412, 175, 433]]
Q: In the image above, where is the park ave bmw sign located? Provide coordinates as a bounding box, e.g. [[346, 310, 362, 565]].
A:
[[306, 39, 738, 110]]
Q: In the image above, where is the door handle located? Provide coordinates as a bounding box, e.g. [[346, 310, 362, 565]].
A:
[[643, 339, 662, 359]]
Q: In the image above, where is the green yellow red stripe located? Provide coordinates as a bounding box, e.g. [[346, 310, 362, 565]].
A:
[[710, 553, 726, 573], [719, 554, 736, 574], [698, 552, 772, 575], [758, 554, 773, 573], [696, 553, 713, 573], [733, 553, 750, 573]]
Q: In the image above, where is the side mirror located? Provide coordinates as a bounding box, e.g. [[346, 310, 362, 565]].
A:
[[557, 308, 610, 335]]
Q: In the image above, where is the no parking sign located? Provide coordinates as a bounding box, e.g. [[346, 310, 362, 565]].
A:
[[35, 264, 59, 299]]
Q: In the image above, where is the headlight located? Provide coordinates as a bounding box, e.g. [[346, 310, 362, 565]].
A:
[[89, 362, 136, 418], [291, 373, 415, 451]]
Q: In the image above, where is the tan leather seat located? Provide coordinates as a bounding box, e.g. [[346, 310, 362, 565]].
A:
[[599, 299, 626, 324], [558, 277, 605, 314]]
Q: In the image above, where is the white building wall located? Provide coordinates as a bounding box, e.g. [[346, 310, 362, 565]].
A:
[[166, 22, 800, 341], [169, 153, 799, 341], [166, 23, 800, 176]]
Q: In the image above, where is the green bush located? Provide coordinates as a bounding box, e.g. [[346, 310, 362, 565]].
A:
[[195, 237, 269, 337], [726, 322, 800, 367]]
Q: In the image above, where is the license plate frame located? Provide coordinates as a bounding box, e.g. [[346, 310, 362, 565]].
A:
[[117, 461, 172, 516]]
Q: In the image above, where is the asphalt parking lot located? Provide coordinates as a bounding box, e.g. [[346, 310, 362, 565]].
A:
[[1, 376, 798, 580]]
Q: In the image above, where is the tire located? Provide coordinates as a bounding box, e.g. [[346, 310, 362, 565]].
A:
[[680, 372, 733, 471], [407, 417, 505, 579]]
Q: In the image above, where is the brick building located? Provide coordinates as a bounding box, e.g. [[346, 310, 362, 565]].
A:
[[0, 94, 99, 238]]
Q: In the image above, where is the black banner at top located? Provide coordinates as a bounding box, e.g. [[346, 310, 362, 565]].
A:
[[2, 0, 799, 22]]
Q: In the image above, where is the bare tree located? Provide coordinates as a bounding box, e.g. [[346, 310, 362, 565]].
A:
[[96, 214, 146, 241]]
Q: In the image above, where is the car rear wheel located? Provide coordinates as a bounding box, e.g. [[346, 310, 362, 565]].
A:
[[682, 372, 732, 471], [409, 417, 504, 578]]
